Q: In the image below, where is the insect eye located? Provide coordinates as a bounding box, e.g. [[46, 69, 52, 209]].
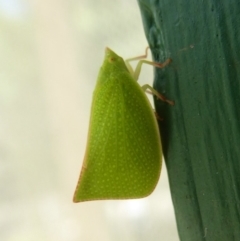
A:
[[109, 57, 116, 63]]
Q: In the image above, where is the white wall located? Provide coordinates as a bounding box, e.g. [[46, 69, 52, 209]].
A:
[[0, 0, 178, 240]]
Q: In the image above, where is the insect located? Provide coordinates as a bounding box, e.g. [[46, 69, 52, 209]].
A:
[[73, 47, 173, 202]]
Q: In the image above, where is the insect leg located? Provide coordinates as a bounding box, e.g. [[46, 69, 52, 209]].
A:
[[125, 47, 172, 81], [125, 47, 150, 77], [154, 110, 164, 121], [142, 84, 174, 106], [133, 59, 172, 81]]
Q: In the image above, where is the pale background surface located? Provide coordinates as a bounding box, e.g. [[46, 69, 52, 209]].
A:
[[0, 0, 179, 240]]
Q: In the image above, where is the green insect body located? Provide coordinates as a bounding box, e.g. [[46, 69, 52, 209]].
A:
[[73, 48, 170, 202]]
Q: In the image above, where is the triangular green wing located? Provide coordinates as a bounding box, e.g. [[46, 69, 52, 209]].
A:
[[73, 48, 162, 202]]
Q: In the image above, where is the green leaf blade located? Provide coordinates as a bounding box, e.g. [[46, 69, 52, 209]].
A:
[[138, 0, 240, 240]]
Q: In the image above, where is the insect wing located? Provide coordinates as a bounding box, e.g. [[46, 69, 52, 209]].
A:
[[73, 74, 162, 202]]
